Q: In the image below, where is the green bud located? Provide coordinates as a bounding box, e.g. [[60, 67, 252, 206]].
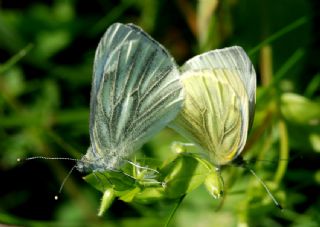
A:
[[204, 169, 224, 199], [98, 188, 115, 216], [281, 93, 320, 126], [171, 141, 188, 153]]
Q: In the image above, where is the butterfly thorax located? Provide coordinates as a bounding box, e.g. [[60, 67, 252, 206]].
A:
[[76, 146, 123, 173]]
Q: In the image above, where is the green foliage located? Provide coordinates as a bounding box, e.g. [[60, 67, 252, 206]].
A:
[[83, 153, 219, 216], [0, 0, 319, 226]]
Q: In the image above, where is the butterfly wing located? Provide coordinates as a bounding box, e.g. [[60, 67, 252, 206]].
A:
[[82, 23, 183, 171], [181, 46, 256, 129], [170, 46, 256, 166]]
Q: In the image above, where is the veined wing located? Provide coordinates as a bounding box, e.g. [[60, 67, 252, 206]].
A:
[[181, 46, 256, 130], [89, 23, 183, 169], [171, 69, 248, 166]]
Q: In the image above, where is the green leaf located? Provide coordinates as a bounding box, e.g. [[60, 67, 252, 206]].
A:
[[160, 154, 209, 199], [133, 187, 165, 203], [83, 170, 136, 192]]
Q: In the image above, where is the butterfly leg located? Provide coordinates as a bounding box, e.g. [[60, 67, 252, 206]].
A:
[[123, 160, 165, 187], [126, 160, 159, 174]]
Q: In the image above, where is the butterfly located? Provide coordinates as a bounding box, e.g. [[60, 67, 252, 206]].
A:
[[167, 46, 258, 201], [169, 47, 284, 209], [76, 23, 184, 173], [170, 46, 256, 166]]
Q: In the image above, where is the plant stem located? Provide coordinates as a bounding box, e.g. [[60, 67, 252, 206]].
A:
[[249, 16, 308, 56], [165, 195, 186, 227]]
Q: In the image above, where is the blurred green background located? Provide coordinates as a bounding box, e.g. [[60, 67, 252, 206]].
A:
[[0, 0, 319, 226]]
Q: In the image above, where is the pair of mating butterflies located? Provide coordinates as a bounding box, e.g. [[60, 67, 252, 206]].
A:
[[76, 23, 256, 176]]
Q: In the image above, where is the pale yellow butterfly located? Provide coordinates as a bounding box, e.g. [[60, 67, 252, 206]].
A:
[[170, 47, 281, 208], [171, 46, 256, 166]]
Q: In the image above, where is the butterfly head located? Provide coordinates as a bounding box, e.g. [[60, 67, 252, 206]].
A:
[[76, 146, 122, 173]]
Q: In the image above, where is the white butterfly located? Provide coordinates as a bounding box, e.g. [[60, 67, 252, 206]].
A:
[[77, 23, 184, 173], [170, 46, 256, 166]]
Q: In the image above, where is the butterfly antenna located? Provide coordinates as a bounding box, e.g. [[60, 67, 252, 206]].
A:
[[55, 165, 77, 200], [247, 167, 283, 210], [23, 156, 80, 162], [17, 156, 80, 200]]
